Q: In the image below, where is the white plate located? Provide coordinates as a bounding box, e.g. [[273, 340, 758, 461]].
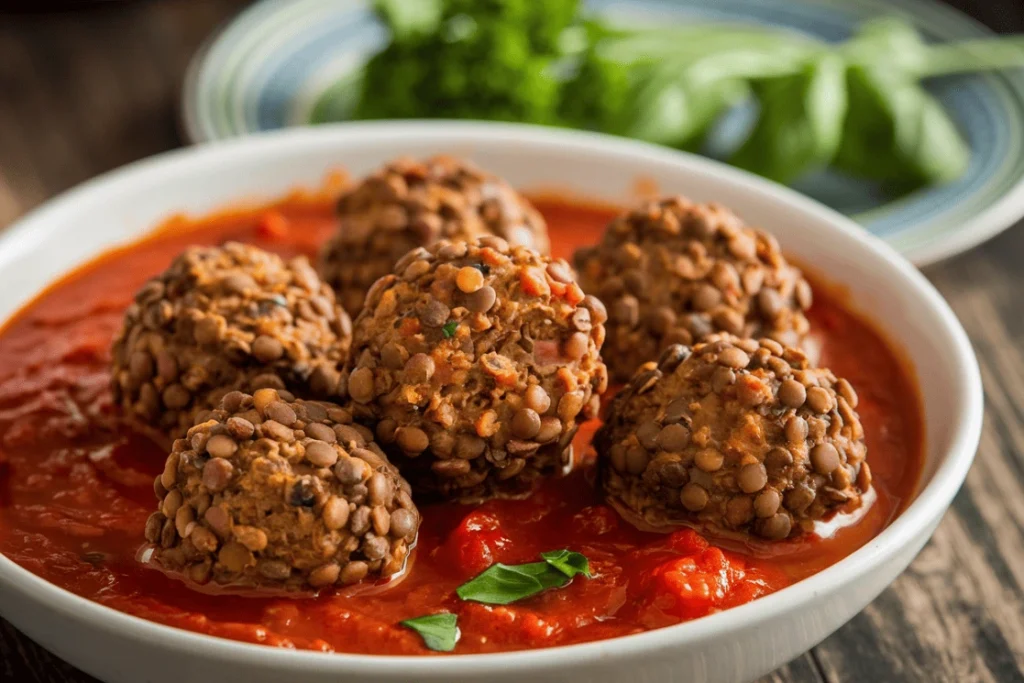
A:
[[0, 122, 983, 683]]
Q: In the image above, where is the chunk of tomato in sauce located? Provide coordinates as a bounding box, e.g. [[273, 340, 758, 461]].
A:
[[631, 530, 787, 623], [459, 603, 561, 650], [570, 504, 620, 537], [643, 548, 734, 620], [440, 509, 513, 578], [664, 528, 710, 556]]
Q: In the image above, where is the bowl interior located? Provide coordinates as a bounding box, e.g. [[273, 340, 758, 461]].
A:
[[2, 122, 964, 490], [0, 121, 980, 676]]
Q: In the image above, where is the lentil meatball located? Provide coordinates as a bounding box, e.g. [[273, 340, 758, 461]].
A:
[[574, 196, 812, 382], [347, 237, 608, 502], [145, 389, 419, 591], [596, 335, 870, 541], [111, 242, 353, 440], [318, 156, 550, 315]]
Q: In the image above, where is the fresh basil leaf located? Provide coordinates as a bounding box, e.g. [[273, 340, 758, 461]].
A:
[[730, 53, 848, 184], [517, 560, 578, 589], [400, 613, 460, 652], [572, 25, 819, 145], [682, 43, 821, 83], [624, 58, 749, 147], [621, 38, 822, 148], [456, 562, 570, 605], [840, 17, 929, 76], [541, 550, 592, 578], [374, 0, 442, 41], [835, 65, 969, 192]]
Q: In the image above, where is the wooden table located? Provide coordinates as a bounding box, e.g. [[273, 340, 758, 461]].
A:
[[1, 1, 1023, 681]]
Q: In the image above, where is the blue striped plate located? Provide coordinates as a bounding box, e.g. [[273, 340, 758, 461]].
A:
[[181, 0, 1024, 265]]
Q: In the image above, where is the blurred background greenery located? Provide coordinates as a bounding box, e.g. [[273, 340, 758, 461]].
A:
[[318, 0, 1024, 196]]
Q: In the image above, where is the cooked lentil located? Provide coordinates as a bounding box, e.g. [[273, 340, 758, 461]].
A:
[[596, 334, 869, 541], [110, 242, 352, 441], [346, 238, 608, 502], [574, 196, 812, 382], [319, 156, 550, 316], [145, 389, 419, 591]]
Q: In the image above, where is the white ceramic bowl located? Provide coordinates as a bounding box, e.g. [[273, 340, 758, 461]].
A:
[[0, 122, 982, 683]]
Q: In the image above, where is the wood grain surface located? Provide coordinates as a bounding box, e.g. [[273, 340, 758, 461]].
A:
[[0, 1, 1023, 681]]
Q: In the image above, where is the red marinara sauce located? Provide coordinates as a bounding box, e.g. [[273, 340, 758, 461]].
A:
[[0, 187, 923, 655]]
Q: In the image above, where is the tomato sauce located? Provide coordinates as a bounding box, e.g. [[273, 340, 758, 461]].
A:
[[0, 187, 923, 655]]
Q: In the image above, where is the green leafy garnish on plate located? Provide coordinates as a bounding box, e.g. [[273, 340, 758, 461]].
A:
[[441, 320, 459, 339], [400, 612, 460, 652], [729, 53, 848, 185], [355, 0, 577, 124], [834, 65, 970, 194], [317, 0, 1024, 195]]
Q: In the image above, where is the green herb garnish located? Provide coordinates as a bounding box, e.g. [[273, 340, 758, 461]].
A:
[[441, 320, 459, 339], [456, 549, 590, 605], [320, 2, 1024, 195], [351, 0, 576, 123], [540, 549, 592, 579], [400, 612, 460, 652], [729, 53, 848, 184], [456, 562, 569, 605]]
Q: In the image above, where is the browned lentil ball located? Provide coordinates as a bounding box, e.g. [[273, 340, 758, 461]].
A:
[[318, 156, 551, 316], [145, 389, 419, 591], [596, 335, 870, 541], [111, 242, 353, 441], [574, 196, 813, 382], [346, 237, 608, 502]]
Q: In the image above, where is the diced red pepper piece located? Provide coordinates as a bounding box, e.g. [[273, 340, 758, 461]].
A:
[[520, 268, 550, 297], [564, 282, 585, 306], [398, 317, 421, 337]]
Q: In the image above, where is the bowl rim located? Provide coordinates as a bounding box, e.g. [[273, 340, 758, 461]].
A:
[[0, 121, 984, 676]]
